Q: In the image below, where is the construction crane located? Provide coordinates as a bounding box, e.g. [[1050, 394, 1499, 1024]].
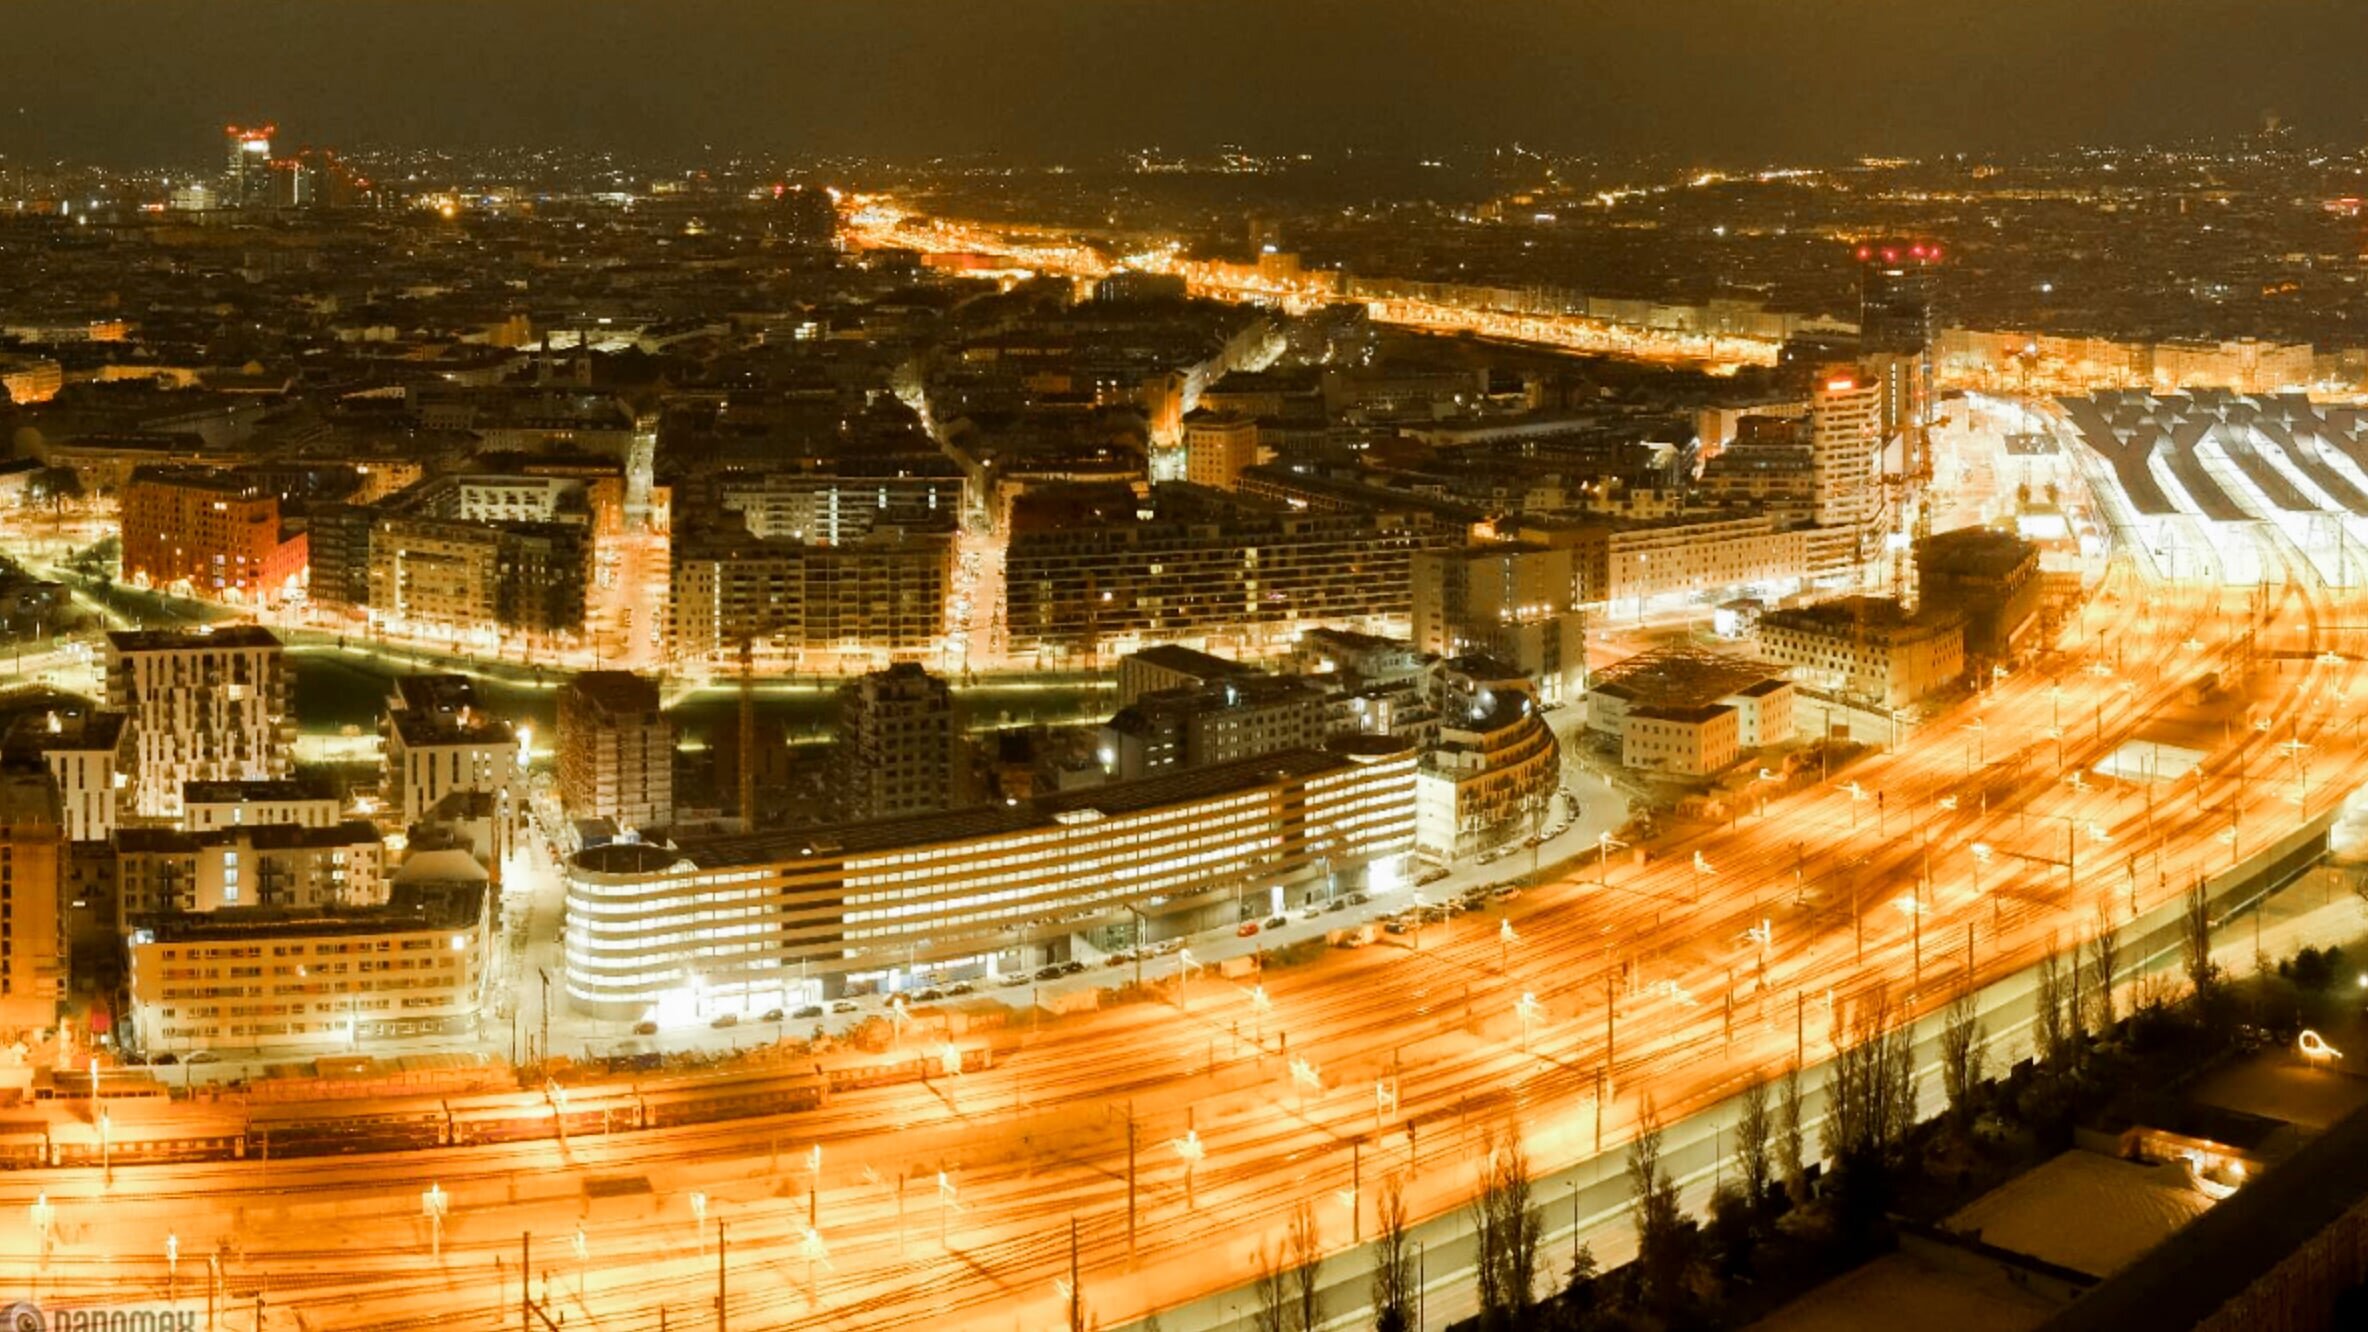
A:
[[739, 636, 757, 832]]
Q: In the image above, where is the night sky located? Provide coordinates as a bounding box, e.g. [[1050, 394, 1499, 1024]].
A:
[[14, 0, 2368, 165]]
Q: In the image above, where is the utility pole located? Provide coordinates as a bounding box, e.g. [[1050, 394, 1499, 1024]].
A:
[[1068, 1216, 1082, 1331], [537, 968, 551, 1074], [1126, 1104, 1137, 1265], [716, 1218, 728, 1332], [738, 635, 757, 832]]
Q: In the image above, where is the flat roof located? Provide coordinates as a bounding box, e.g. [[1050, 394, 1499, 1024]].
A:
[[105, 626, 282, 653], [1590, 648, 1784, 710], [611, 740, 1412, 872]]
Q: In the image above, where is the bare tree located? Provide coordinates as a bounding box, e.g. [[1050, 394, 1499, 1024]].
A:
[[1734, 1076, 1773, 1204], [1472, 1126, 1543, 1323], [1939, 989, 1986, 1128], [1287, 1201, 1322, 1332], [2088, 908, 2119, 1036], [1371, 1175, 1415, 1332], [1627, 1097, 1688, 1310], [2035, 946, 2070, 1069], [1778, 1062, 1806, 1202], [1252, 1237, 1290, 1332], [1822, 992, 1916, 1165], [2183, 880, 2218, 1000]]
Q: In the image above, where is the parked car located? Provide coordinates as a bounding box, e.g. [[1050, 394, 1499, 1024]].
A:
[[1490, 885, 1521, 903], [760, 1008, 785, 1023], [1346, 891, 1371, 906], [1263, 914, 1288, 930], [1236, 921, 1262, 938], [711, 1012, 739, 1029], [792, 1004, 825, 1020], [830, 999, 860, 1013], [997, 974, 1030, 989], [632, 1021, 659, 1036], [1383, 917, 1411, 935], [947, 981, 976, 997], [912, 988, 945, 1003], [151, 1053, 178, 1067], [1034, 965, 1063, 982], [1060, 960, 1086, 976], [185, 1051, 220, 1065]]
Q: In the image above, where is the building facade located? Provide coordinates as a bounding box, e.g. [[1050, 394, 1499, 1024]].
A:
[[0, 771, 64, 1033], [5, 708, 132, 843], [666, 525, 952, 664], [561, 738, 1417, 1019], [116, 821, 386, 924], [1758, 597, 1966, 709], [182, 777, 343, 833], [837, 664, 964, 821], [1414, 690, 1560, 860], [556, 671, 675, 832], [1411, 542, 1588, 705], [127, 880, 490, 1056], [121, 470, 308, 607], [105, 628, 291, 820]]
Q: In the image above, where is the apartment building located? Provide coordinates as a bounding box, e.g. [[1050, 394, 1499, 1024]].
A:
[[104, 627, 290, 820], [127, 879, 491, 1055], [666, 524, 952, 664], [4, 707, 132, 843], [556, 671, 674, 832]]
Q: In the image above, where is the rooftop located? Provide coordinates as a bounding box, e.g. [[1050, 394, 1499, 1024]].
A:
[[105, 626, 282, 654], [138, 880, 484, 943], [583, 738, 1414, 873], [1590, 647, 1785, 710], [182, 776, 335, 805]]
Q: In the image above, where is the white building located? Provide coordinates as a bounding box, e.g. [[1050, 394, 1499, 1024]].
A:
[[561, 738, 1418, 1020], [127, 879, 491, 1056], [183, 777, 343, 832], [104, 627, 290, 820], [5, 708, 132, 843]]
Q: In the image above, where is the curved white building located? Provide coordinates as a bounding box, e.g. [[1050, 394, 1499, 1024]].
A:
[[564, 737, 1417, 1020]]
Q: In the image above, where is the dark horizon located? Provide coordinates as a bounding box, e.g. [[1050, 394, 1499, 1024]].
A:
[[12, 0, 2368, 169]]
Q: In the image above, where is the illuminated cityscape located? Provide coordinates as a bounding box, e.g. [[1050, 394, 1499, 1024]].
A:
[[4, 5, 2368, 1331]]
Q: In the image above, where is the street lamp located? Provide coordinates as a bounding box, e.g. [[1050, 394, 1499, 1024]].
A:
[[1498, 918, 1517, 975], [30, 1192, 51, 1265], [689, 1190, 709, 1256], [1248, 985, 1273, 1052], [166, 1233, 178, 1302], [1171, 1130, 1205, 1211], [421, 1183, 448, 1260]]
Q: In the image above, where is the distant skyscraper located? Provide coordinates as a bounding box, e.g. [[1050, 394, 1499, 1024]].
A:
[[1857, 242, 1938, 355], [223, 124, 274, 208], [1857, 242, 1940, 470]]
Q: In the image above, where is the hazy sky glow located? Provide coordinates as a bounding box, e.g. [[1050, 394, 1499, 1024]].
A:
[[15, 0, 2368, 165]]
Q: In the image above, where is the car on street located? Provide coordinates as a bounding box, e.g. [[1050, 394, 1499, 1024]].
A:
[[1236, 921, 1261, 937], [947, 982, 975, 996], [711, 1013, 739, 1029], [998, 974, 1030, 989], [912, 988, 945, 1003], [1060, 960, 1086, 976], [792, 1005, 825, 1020], [632, 1020, 659, 1036], [760, 1008, 784, 1022], [185, 1051, 219, 1065], [1263, 914, 1288, 930], [830, 999, 860, 1013], [1346, 891, 1371, 905]]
